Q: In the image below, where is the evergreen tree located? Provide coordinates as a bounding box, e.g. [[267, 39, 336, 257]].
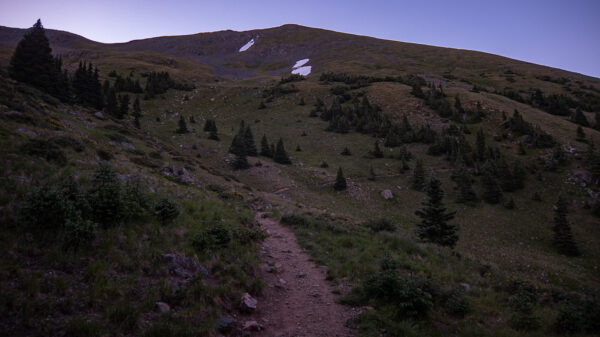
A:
[[512, 160, 526, 190], [504, 196, 516, 209], [260, 134, 272, 157], [482, 169, 503, 204], [117, 94, 130, 119], [296, 144, 302, 152], [372, 140, 384, 158], [176, 115, 188, 134], [400, 156, 410, 173], [341, 147, 352, 156], [552, 196, 580, 256], [498, 159, 516, 192], [273, 138, 291, 164], [231, 135, 250, 170], [154, 198, 180, 225], [134, 115, 141, 129], [518, 142, 527, 155], [9, 19, 61, 97], [299, 97, 306, 106], [243, 125, 258, 156], [208, 129, 219, 141], [132, 97, 141, 117], [258, 101, 266, 109], [595, 112, 600, 130], [415, 173, 458, 247], [412, 159, 425, 191], [476, 129, 486, 161], [320, 161, 329, 168], [105, 87, 119, 117], [334, 167, 347, 191], [368, 166, 376, 181], [454, 165, 476, 203], [203, 119, 213, 132], [576, 126, 586, 142], [88, 162, 124, 228], [570, 107, 589, 127]]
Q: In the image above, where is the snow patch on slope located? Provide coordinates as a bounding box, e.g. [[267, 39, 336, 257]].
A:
[[292, 58, 310, 69], [239, 38, 254, 52], [292, 66, 312, 76]]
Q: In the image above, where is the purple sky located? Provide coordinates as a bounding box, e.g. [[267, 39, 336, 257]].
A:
[[1, 0, 599, 78]]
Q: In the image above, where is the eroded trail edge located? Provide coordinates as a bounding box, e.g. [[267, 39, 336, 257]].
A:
[[249, 212, 355, 337]]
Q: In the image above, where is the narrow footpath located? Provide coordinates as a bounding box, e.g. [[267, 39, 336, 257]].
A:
[[249, 212, 355, 337]]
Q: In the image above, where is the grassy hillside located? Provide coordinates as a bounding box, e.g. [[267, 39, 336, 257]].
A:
[[1, 23, 599, 336]]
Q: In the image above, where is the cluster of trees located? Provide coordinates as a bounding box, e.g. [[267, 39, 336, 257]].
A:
[[203, 119, 219, 140], [229, 121, 291, 169], [144, 71, 194, 99], [20, 162, 179, 250], [315, 96, 390, 136], [112, 73, 143, 93], [503, 109, 555, 148], [8, 20, 145, 122]]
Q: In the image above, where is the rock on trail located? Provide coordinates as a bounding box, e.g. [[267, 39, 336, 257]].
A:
[[249, 212, 354, 337]]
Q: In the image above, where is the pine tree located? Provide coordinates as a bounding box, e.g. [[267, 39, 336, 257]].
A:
[[595, 112, 600, 130], [552, 196, 580, 256], [368, 166, 376, 181], [208, 129, 219, 141], [105, 87, 119, 117], [295, 144, 302, 152], [412, 159, 425, 191], [176, 115, 188, 134], [132, 97, 141, 117], [9, 19, 60, 97], [117, 94, 130, 119], [243, 125, 258, 156], [341, 147, 352, 156], [299, 97, 305, 106], [570, 107, 589, 127], [258, 101, 266, 109], [273, 138, 291, 164], [476, 129, 486, 161], [482, 169, 503, 204], [504, 197, 516, 209], [372, 140, 384, 158], [576, 126, 586, 142], [134, 115, 141, 129], [334, 167, 347, 191], [415, 173, 458, 247], [512, 160, 526, 190], [231, 135, 249, 170], [518, 142, 527, 155], [454, 165, 476, 203], [260, 134, 272, 157], [400, 156, 410, 173]]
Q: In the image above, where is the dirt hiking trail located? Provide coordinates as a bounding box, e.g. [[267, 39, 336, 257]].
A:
[[249, 212, 355, 337]]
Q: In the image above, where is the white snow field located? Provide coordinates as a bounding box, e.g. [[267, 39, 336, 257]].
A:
[[292, 58, 310, 68], [239, 39, 254, 52], [291, 65, 312, 76]]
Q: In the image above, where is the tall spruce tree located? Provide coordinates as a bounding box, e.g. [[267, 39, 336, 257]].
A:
[[9, 19, 61, 97], [243, 125, 258, 156], [273, 138, 291, 164], [105, 87, 119, 117], [415, 173, 458, 247], [372, 140, 384, 158], [176, 115, 188, 134], [334, 167, 347, 191], [117, 94, 130, 119], [412, 159, 425, 191], [260, 134, 272, 157], [231, 135, 250, 170], [552, 196, 580, 256], [454, 165, 476, 203], [476, 128, 486, 161], [570, 107, 589, 127]]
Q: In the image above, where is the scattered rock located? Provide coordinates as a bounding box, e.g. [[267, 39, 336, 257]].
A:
[[155, 301, 170, 313], [161, 253, 208, 279], [240, 292, 257, 312], [216, 316, 236, 333], [243, 320, 262, 331], [94, 111, 105, 120], [160, 166, 195, 184], [460, 283, 471, 292], [381, 189, 393, 200], [121, 142, 135, 151], [16, 128, 37, 137]]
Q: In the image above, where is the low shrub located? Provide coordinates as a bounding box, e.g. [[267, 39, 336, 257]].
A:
[[154, 197, 180, 225], [21, 138, 67, 166], [280, 214, 312, 227], [364, 218, 397, 232]]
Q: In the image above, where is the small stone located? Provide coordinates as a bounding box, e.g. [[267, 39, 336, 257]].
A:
[[155, 301, 170, 313], [216, 316, 235, 332], [240, 292, 257, 312], [381, 189, 393, 200], [243, 321, 262, 331], [460, 283, 471, 292]]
